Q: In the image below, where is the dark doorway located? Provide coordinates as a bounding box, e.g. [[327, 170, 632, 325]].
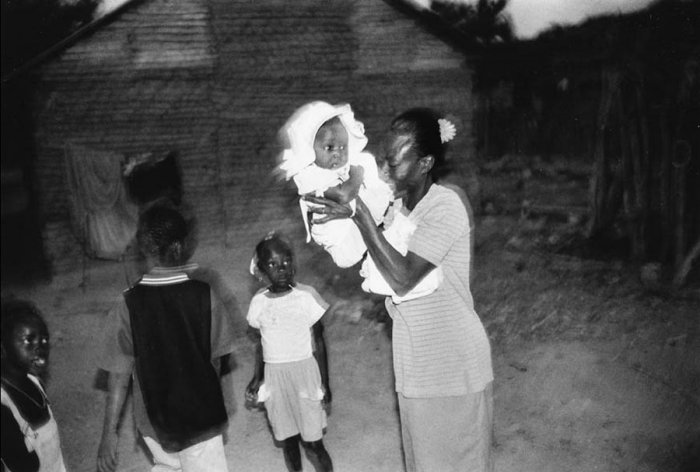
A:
[[1, 79, 48, 284], [125, 151, 183, 209]]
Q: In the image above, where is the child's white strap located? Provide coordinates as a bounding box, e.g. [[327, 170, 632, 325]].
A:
[[348, 199, 357, 217], [299, 198, 313, 243]]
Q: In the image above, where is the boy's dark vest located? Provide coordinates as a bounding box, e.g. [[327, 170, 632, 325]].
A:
[[124, 278, 227, 452]]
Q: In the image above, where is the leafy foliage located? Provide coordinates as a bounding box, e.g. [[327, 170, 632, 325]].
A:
[[431, 0, 513, 47]]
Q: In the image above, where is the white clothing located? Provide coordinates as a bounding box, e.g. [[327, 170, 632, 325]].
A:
[[278, 101, 392, 268], [247, 284, 329, 363], [279, 101, 368, 178], [263, 358, 327, 442], [296, 151, 393, 267], [143, 435, 228, 472], [1, 375, 67, 472], [360, 206, 444, 304]]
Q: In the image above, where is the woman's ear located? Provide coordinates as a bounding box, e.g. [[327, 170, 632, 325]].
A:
[[419, 155, 435, 174]]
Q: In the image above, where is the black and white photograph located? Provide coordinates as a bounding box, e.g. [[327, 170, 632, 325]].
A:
[[2, 0, 698, 471]]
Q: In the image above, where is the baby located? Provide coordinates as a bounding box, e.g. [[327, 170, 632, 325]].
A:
[[279, 101, 442, 303], [279, 100, 392, 268]]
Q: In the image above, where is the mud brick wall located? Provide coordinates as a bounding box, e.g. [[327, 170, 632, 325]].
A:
[[32, 0, 476, 275]]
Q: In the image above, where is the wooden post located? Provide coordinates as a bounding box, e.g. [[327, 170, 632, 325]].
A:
[[634, 83, 651, 260], [672, 140, 691, 271], [618, 90, 641, 259], [587, 67, 617, 237], [658, 108, 672, 262], [674, 237, 700, 288]]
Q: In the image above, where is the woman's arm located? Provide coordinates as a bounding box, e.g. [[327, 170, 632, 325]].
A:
[[354, 198, 435, 296], [304, 195, 435, 296]]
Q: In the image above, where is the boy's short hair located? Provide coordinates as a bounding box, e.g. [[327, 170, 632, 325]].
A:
[[136, 205, 195, 264], [1, 299, 45, 346]]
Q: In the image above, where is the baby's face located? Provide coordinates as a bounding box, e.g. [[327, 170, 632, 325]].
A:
[[313, 119, 349, 170]]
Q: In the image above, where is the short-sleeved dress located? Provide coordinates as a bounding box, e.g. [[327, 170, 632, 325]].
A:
[[247, 283, 329, 441], [386, 184, 494, 471], [386, 184, 493, 397]]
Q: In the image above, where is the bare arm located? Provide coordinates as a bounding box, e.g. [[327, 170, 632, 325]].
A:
[[322, 165, 364, 204], [245, 329, 264, 405], [312, 317, 332, 406], [304, 195, 435, 296], [353, 198, 435, 296], [97, 371, 130, 472]]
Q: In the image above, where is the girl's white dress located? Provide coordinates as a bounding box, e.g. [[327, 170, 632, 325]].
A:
[[247, 284, 328, 441]]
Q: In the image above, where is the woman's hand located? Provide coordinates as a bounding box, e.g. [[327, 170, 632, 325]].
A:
[[303, 195, 354, 224]]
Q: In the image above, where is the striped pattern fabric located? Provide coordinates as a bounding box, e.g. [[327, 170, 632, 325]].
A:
[[140, 264, 198, 285], [140, 273, 190, 285], [386, 185, 493, 397]]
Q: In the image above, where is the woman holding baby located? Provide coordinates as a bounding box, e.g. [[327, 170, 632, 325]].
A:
[[306, 107, 494, 472]]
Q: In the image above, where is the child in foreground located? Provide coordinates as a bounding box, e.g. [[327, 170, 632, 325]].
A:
[[279, 100, 442, 303], [245, 233, 333, 472], [96, 205, 235, 472], [1, 299, 67, 472]]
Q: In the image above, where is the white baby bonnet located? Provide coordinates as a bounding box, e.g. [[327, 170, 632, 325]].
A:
[[278, 101, 369, 180]]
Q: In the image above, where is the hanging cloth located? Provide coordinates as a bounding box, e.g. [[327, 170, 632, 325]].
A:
[[64, 143, 138, 260]]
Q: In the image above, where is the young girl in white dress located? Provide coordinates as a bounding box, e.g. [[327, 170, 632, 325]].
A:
[[245, 233, 333, 472]]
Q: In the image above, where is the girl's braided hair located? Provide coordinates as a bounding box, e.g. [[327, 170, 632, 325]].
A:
[[253, 231, 294, 274]]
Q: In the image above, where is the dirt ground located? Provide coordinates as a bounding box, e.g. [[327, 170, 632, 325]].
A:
[[2, 160, 699, 472]]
